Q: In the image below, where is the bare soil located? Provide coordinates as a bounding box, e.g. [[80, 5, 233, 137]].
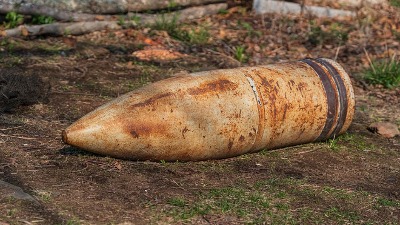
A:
[[1, 4, 399, 225]]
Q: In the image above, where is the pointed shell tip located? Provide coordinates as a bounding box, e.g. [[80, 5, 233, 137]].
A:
[[62, 130, 68, 144]]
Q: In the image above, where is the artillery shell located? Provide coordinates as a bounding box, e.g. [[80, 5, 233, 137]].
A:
[[62, 58, 355, 161]]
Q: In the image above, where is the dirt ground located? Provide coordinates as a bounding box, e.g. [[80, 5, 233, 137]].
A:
[[1, 3, 400, 225]]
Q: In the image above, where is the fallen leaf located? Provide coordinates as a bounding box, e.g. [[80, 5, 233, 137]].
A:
[[62, 37, 77, 48], [368, 122, 400, 138], [132, 47, 187, 62], [95, 15, 105, 21], [20, 26, 29, 36], [143, 38, 159, 46], [114, 162, 122, 170]]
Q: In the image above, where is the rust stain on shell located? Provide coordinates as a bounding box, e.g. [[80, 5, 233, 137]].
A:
[[182, 127, 189, 138], [125, 123, 168, 139], [130, 92, 173, 108], [188, 79, 238, 95], [130, 130, 139, 138]]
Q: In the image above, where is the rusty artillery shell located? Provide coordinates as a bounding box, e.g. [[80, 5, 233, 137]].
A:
[[62, 58, 355, 161]]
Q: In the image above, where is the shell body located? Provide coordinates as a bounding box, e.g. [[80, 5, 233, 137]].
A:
[[62, 58, 355, 161]]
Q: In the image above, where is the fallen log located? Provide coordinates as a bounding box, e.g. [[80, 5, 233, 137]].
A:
[[0, 3, 227, 37], [0, 0, 225, 14], [0, 2, 103, 22], [0, 21, 121, 37]]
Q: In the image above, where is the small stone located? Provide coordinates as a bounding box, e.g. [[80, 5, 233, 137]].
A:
[[368, 122, 400, 138]]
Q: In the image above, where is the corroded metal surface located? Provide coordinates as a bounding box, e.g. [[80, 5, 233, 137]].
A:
[[62, 58, 355, 161]]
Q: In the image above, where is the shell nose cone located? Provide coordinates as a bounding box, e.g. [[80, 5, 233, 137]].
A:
[[62, 121, 110, 151], [61, 129, 68, 144]]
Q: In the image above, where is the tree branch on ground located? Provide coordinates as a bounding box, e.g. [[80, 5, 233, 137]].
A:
[[0, 3, 105, 22], [0, 3, 228, 38], [0, 0, 225, 14]]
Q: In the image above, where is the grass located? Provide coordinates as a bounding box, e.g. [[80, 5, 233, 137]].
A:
[[390, 0, 400, 7], [218, 9, 229, 15], [152, 14, 180, 37], [168, 197, 186, 207], [7, 208, 17, 217], [0, 38, 15, 51], [377, 198, 400, 207], [130, 15, 141, 25], [34, 190, 52, 202], [31, 15, 54, 24], [151, 14, 210, 45], [184, 27, 210, 45], [394, 30, 400, 41], [3, 12, 54, 28], [308, 21, 349, 46], [325, 133, 374, 152], [234, 45, 247, 63], [0, 55, 23, 66], [327, 138, 340, 151], [324, 207, 360, 223], [4, 12, 24, 29], [117, 16, 126, 26], [239, 21, 261, 38], [161, 175, 400, 224], [64, 219, 81, 225], [364, 57, 400, 88]]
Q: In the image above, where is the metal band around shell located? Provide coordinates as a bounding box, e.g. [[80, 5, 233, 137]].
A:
[[315, 58, 349, 138], [300, 58, 348, 141]]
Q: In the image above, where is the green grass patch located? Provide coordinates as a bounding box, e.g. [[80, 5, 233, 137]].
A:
[[183, 27, 210, 45], [165, 178, 298, 223], [308, 21, 349, 46], [364, 57, 400, 88], [6, 208, 17, 217], [3, 12, 54, 28], [390, 0, 400, 7], [325, 133, 374, 152], [151, 14, 210, 45], [31, 15, 54, 24], [324, 207, 360, 223], [326, 138, 340, 151], [4, 12, 24, 29], [168, 197, 186, 207], [218, 9, 229, 15], [239, 21, 261, 38], [64, 219, 81, 225], [234, 45, 247, 63], [322, 187, 354, 201], [0, 38, 16, 51], [377, 198, 400, 207], [152, 14, 180, 35], [162, 177, 399, 224], [167, 198, 211, 220]]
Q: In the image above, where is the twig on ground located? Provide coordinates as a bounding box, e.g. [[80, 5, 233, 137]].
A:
[[0, 126, 23, 131], [205, 48, 241, 65], [51, 91, 97, 96], [334, 46, 341, 61], [363, 47, 375, 73], [0, 133, 38, 140], [295, 149, 319, 154]]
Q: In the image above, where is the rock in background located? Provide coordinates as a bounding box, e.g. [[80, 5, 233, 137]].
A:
[[253, 0, 388, 17]]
